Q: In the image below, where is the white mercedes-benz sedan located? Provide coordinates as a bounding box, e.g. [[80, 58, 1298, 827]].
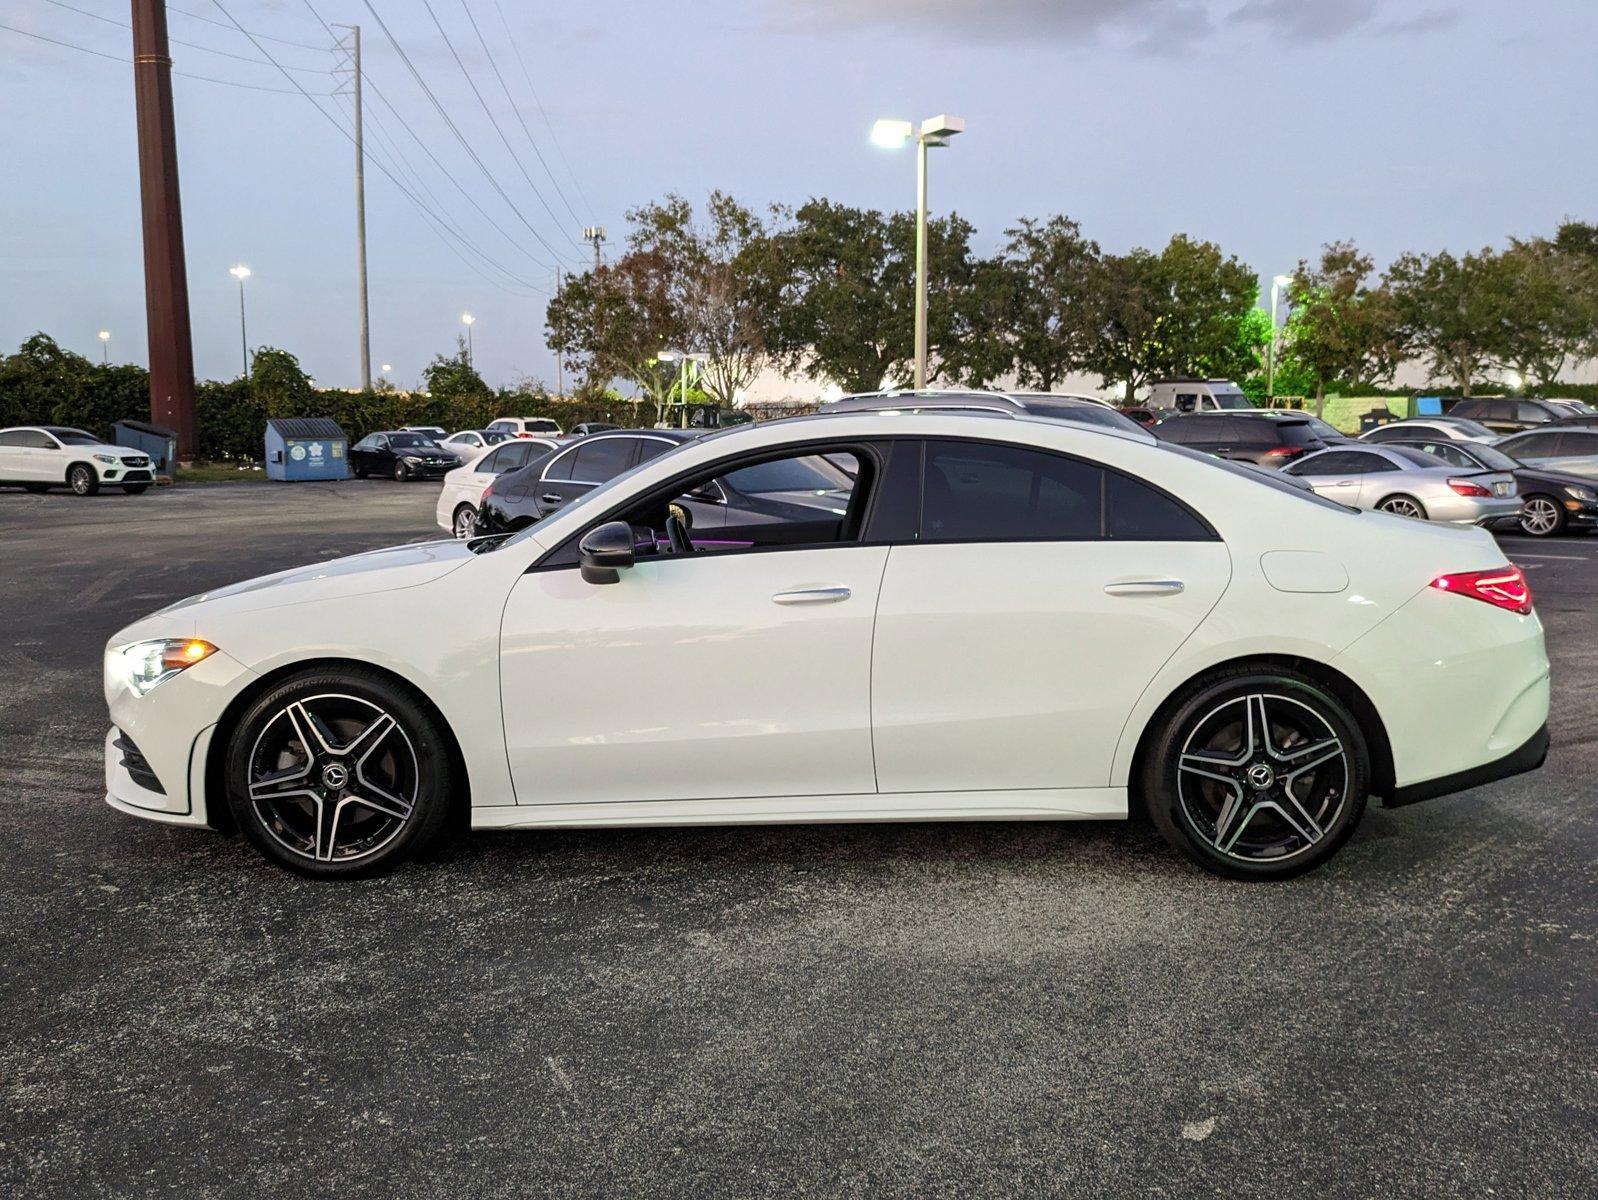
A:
[[103, 412, 1550, 881]]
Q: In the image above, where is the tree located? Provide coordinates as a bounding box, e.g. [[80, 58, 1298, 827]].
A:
[[1384, 248, 1508, 395], [998, 216, 1101, 391], [761, 199, 978, 391], [1283, 241, 1404, 414], [1082, 235, 1257, 403], [423, 338, 493, 406], [249, 346, 313, 415], [1493, 234, 1595, 389]]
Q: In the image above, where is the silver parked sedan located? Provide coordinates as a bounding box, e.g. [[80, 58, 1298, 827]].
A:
[[1282, 444, 1521, 526]]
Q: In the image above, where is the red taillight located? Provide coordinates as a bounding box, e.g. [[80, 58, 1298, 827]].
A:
[[1263, 446, 1303, 460], [481, 482, 494, 499], [1447, 477, 1492, 497], [1430, 565, 1532, 615]]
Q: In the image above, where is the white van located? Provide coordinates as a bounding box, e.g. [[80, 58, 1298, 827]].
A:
[[1146, 378, 1254, 413]]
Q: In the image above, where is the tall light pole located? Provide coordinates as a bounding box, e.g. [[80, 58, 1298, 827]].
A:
[[1267, 273, 1292, 402], [98, 330, 110, 364], [872, 114, 966, 389], [334, 25, 371, 392], [461, 312, 475, 368], [229, 264, 251, 376]]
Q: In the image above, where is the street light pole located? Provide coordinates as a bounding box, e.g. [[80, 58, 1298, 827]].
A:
[[872, 114, 965, 389], [229, 264, 251, 376], [461, 312, 475, 368], [98, 330, 110, 364], [1267, 273, 1291, 402]]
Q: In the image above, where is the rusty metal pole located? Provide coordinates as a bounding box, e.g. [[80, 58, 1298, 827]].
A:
[[131, 0, 197, 461]]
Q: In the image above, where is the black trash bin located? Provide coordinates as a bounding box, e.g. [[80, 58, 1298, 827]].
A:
[[112, 419, 178, 476]]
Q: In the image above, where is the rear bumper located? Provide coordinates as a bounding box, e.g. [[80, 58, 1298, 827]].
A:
[[1386, 723, 1549, 807]]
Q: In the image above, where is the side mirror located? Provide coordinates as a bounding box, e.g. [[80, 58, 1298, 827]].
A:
[[578, 520, 635, 585]]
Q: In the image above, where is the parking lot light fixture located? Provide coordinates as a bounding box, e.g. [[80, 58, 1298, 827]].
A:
[[461, 312, 476, 368], [872, 113, 965, 388], [229, 265, 251, 377], [98, 330, 110, 364]]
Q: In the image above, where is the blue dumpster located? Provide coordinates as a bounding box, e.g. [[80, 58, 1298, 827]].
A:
[[112, 419, 178, 475], [265, 417, 350, 481]]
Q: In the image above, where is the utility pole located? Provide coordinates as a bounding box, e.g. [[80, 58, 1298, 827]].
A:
[[131, 0, 197, 460], [335, 25, 371, 391], [582, 225, 606, 271]]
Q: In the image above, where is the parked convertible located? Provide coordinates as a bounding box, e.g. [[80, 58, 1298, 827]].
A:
[[1282, 444, 1521, 526], [102, 411, 1549, 882]]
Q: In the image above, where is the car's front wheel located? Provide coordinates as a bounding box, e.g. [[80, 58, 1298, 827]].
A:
[[1140, 667, 1370, 880], [393, 460, 410, 482], [68, 464, 99, 496], [1518, 494, 1566, 537], [226, 668, 453, 878], [452, 504, 477, 538]]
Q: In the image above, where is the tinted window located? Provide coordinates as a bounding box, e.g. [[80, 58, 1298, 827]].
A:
[[1363, 425, 1405, 442], [0, 430, 25, 447], [1272, 421, 1321, 447], [922, 442, 1100, 540], [51, 429, 100, 445], [1505, 432, 1561, 456], [633, 437, 677, 465], [1105, 471, 1211, 540], [1391, 447, 1446, 468], [19, 430, 57, 449], [571, 436, 637, 482], [724, 455, 855, 494], [1553, 432, 1598, 456], [1517, 403, 1552, 423], [1402, 440, 1473, 468], [489, 442, 531, 473], [1290, 450, 1381, 475], [389, 433, 436, 449], [1213, 392, 1253, 411]]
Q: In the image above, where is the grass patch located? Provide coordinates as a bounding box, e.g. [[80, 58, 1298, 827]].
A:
[[175, 462, 268, 484]]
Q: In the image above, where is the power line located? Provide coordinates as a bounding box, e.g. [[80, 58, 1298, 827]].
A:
[[42, 0, 333, 72], [457, 0, 583, 229], [167, 3, 329, 52], [0, 20, 315, 93], [300, 0, 561, 276], [492, 0, 595, 221], [206, 0, 546, 294], [354, 0, 573, 269], [418, 0, 583, 254]]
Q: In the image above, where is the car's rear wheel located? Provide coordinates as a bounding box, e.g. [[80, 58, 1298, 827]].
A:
[[123, 483, 150, 495], [353, 465, 369, 479], [1518, 494, 1566, 537], [226, 669, 452, 878], [1140, 667, 1370, 880], [68, 464, 99, 496], [452, 504, 477, 538], [1376, 494, 1426, 519]]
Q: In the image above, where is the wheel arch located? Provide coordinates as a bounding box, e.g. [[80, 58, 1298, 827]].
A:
[[1374, 492, 1427, 518], [202, 656, 471, 834], [65, 459, 97, 483], [1126, 653, 1396, 812]]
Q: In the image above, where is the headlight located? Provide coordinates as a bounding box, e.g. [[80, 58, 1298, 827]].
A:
[[93, 453, 117, 464], [404, 455, 424, 465], [116, 639, 217, 696], [1564, 485, 1597, 502]]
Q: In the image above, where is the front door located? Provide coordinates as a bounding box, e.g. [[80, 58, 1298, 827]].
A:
[[870, 439, 1231, 792]]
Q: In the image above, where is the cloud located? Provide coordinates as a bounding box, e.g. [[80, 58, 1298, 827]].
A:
[[770, 0, 1462, 50]]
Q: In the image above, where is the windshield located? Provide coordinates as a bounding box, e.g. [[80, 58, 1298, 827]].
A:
[[1213, 392, 1253, 410], [1553, 400, 1598, 416], [390, 433, 439, 449], [724, 455, 853, 494], [50, 429, 102, 445]]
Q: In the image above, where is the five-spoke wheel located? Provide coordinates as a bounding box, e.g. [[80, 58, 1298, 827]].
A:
[[227, 669, 451, 877], [452, 504, 477, 539], [1518, 495, 1565, 537], [1141, 668, 1370, 879]]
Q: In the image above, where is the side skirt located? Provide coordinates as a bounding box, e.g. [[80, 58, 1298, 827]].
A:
[[471, 787, 1127, 831]]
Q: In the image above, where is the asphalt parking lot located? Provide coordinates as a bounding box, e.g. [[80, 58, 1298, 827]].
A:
[[2, 482, 1594, 1198]]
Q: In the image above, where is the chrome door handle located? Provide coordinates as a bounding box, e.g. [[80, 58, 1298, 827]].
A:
[[541, 493, 563, 504], [772, 587, 851, 605], [1104, 580, 1185, 597]]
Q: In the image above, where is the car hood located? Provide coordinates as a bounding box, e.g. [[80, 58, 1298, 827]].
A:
[[1515, 465, 1596, 489], [151, 539, 478, 620]]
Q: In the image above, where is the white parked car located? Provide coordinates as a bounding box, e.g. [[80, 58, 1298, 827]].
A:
[[0, 425, 155, 495], [1360, 418, 1497, 445], [488, 416, 563, 438], [436, 428, 513, 462], [434, 435, 563, 538], [401, 425, 449, 441], [102, 412, 1549, 881]]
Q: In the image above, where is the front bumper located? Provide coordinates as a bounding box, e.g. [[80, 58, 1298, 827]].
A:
[[1387, 724, 1549, 807]]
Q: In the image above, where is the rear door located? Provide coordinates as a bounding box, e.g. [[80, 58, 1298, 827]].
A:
[[533, 435, 650, 517], [19, 429, 61, 482], [870, 438, 1230, 793]]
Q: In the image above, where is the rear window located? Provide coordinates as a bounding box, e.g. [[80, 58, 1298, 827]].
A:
[[1272, 421, 1321, 447], [1391, 447, 1445, 468], [1162, 443, 1354, 511]]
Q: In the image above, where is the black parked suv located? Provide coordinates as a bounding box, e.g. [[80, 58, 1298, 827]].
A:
[[474, 428, 857, 537], [349, 431, 458, 481], [1150, 412, 1327, 467], [1448, 397, 1574, 434]]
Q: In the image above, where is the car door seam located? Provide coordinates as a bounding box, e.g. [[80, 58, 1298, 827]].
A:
[[867, 545, 894, 795]]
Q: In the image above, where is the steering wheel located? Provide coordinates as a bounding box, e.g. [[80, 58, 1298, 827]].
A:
[[665, 513, 694, 555]]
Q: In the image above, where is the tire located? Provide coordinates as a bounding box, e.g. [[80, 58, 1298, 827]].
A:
[[354, 466, 369, 479], [1518, 494, 1566, 538], [1139, 667, 1370, 881], [451, 504, 478, 538], [393, 460, 409, 482], [1376, 494, 1426, 520], [225, 668, 454, 879], [123, 483, 150, 495], [68, 464, 99, 496]]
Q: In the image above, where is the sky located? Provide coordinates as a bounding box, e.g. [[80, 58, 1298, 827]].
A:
[[1, 0, 1594, 392]]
